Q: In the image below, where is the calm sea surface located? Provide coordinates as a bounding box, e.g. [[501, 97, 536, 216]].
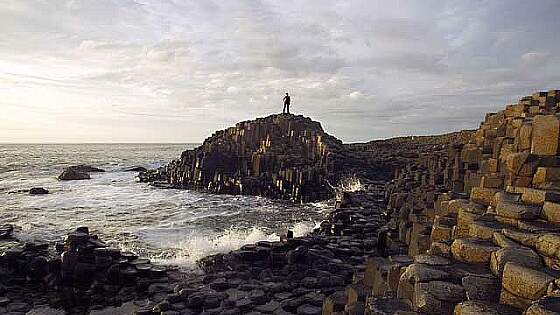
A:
[[0, 144, 331, 268]]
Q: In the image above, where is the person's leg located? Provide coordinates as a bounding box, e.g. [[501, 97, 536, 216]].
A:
[[287, 103, 290, 114], [282, 103, 286, 113]]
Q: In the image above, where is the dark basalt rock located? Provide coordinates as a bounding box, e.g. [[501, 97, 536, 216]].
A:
[[58, 168, 91, 181], [58, 165, 105, 181], [0, 226, 177, 314], [123, 166, 148, 172], [29, 187, 49, 195], [139, 114, 348, 202], [67, 165, 105, 173], [0, 224, 14, 239]]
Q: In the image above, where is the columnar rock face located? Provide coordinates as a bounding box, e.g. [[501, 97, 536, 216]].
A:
[[0, 226, 177, 314], [140, 114, 347, 202], [351, 89, 560, 315]]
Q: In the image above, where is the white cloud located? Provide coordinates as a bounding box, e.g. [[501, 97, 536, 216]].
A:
[[521, 52, 551, 65], [0, 0, 560, 143]]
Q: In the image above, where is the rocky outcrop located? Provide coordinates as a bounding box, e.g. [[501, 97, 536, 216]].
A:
[[29, 187, 49, 195], [58, 165, 104, 181], [140, 114, 474, 203], [140, 114, 348, 202], [0, 226, 179, 314], [335, 89, 560, 315], [58, 168, 90, 180]]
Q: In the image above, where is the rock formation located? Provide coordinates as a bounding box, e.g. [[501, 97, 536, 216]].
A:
[[0, 225, 180, 314], [140, 114, 348, 202], [58, 165, 104, 181], [29, 187, 49, 195], [332, 89, 560, 314]]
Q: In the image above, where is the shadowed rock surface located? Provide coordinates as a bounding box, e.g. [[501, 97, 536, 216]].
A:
[[140, 114, 348, 202], [139, 114, 473, 203]]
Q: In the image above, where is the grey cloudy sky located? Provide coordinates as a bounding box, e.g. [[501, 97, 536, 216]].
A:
[[1, 0, 560, 143]]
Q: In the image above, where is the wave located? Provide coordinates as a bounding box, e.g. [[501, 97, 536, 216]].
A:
[[120, 221, 318, 271]]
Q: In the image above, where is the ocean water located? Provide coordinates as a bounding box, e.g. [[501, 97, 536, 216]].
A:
[[0, 144, 331, 268]]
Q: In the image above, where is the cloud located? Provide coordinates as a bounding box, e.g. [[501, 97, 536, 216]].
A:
[[521, 52, 551, 65], [1, 0, 560, 143]]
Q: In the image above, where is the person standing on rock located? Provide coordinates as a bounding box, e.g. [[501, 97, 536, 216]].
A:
[[282, 93, 291, 114]]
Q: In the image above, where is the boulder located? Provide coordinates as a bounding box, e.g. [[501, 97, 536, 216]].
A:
[[490, 247, 542, 277], [462, 274, 500, 301], [471, 187, 499, 206], [493, 232, 522, 248], [451, 239, 500, 264], [469, 219, 507, 240], [29, 187, 49, 195], [525, 296, 560, 315], [124, 166, 148, 172], [543, 202, 560, 224], [496, 200, 540, 220], [58, 168, 90, 181], [531, 115, 560, 156], [533, 167, 560, 186], [67, 165, 105, 173], [453, 300, 521, 315], [414, 281, 464, 314], [502, 263, 555, 301], [499, 288, 533, 310], [502, 228, 538, 247], [535, 234, 560, 259]]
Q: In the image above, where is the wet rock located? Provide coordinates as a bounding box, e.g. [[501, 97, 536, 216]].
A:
[[296, 304, 321, 315], [58, 165, 104, 180], [0, 224, 14, 239], [29, 187, 49, 195], [58, 168, 90, 180], [124, 166, 148, 172]]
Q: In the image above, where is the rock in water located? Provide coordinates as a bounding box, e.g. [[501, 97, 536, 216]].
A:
[[123, 166, 148, 172], [67, 165, 105, 173], [58, 168, 90, 181], [140, 114, 347, 202], [58, 165, 104, 181], [29, 187, 49, 195]]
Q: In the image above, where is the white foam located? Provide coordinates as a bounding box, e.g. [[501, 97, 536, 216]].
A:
[[138, 221, 318, 270], [339, 175, 364, 192]]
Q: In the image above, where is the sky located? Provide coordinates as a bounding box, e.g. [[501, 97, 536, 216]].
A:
[[1, 0, 560, 143]]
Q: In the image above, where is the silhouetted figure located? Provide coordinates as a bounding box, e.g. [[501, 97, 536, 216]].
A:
[[282, 93, 291, 114]]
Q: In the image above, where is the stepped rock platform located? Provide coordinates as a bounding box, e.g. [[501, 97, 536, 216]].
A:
[[336, 89, 560, 315]]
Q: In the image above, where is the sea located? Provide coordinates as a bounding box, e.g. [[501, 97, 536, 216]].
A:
[[0, 144, 332, 269]]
